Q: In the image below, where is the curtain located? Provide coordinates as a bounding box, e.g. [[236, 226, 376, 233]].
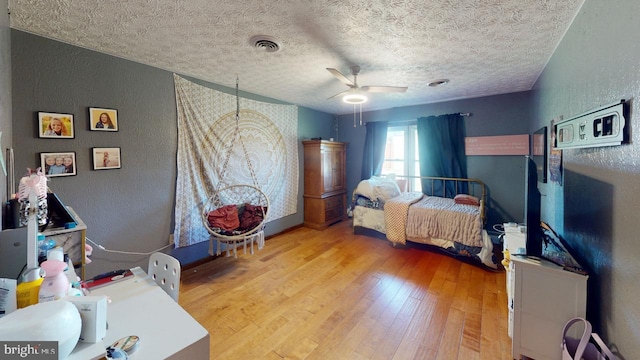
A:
[[417, 113, 468, 197], [361, 121, 388, 180]]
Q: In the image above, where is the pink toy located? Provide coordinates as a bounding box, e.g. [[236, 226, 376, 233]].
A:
[[85, 244, 93, 264]]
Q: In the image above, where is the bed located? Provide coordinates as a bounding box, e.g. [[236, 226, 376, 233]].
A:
[[351, 175, 498, 269]]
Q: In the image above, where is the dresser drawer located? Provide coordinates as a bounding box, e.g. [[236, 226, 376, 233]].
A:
[[303, 193, 346, 230], [325, 205, 344, 222], [324, 195, 344, 223], [325, 195, 344, 210]]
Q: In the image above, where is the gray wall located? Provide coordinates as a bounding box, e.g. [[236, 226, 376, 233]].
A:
[[531, 0, 639, 357], [337, 91, 533, 229], [10, 30, 334, 277]]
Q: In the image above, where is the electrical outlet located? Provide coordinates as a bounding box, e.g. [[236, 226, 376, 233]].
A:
[[169, 234, 174, 245]]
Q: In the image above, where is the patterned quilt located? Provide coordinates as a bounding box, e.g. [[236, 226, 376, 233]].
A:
[[405, 196, 483, 247], [384, 192, 424, 245], [384, 193, 483, 247]]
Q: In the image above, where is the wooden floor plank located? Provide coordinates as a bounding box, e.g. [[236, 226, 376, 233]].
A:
[[179, 221, 511, 360], [390, 293, 437, 360], [435, 307, 465, 360]]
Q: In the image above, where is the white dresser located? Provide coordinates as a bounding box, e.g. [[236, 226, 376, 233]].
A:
[[503, 227, 588, 360]]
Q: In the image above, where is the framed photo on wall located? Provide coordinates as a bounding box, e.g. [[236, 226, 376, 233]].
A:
[[40, 152, 76, 177], [532, 126, 548, 183], [89, 107, 118, 131], [549, 118, 563, 185], [38, 112, 74, 139], [93, 147, 121, 170]]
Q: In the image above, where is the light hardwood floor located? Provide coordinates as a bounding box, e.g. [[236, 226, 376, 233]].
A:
[[180, 220, 512, 360]]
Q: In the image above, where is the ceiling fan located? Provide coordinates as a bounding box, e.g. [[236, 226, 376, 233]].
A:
[[326, 66, 408, 104]]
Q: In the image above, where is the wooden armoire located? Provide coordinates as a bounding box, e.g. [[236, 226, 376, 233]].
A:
[[302, 140, 347, 230]]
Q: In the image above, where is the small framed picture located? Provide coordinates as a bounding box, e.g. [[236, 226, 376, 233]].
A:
[[40, 152, 77, 177], [93, 147, 121, 170], [89, 107, 118, 131], [38, 112, 74, 138]]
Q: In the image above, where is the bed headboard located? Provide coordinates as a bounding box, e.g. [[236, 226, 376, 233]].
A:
[[394, 175, 487, 224]]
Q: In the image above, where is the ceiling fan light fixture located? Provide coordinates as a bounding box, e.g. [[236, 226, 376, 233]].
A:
[[427, 79, 450, 87], [343, 93, 367, 104]]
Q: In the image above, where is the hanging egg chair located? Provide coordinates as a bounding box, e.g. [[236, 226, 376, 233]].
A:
[[201, 77, 269, 257]]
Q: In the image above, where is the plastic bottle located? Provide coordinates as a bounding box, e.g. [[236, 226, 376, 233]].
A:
[[16, 268, 43, 308], [63, 255, 80, 289], [0, 278, 17, 317], [38, 260, 70, 302], [38, 236, 56, 264], [47, 247, 64, 262], [37, 233, 45, 256]]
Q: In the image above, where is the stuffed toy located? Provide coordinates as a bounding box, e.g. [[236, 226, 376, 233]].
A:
[[85, 243, 93, 264]]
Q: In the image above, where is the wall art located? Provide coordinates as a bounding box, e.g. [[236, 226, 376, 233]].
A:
[[38, 112, 74, 138], [92, 147, 121, 170], [40, 152, 76, 177], [89, 107, 118, 131]]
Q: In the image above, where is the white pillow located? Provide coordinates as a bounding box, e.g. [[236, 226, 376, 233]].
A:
[[372, 181, 401, 203], [369, 176, 401, 202], [354, 179, 374, 199], [355, 176, 401, 202]]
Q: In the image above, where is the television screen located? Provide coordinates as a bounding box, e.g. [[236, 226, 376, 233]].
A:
[[524, 156, 542, 258]]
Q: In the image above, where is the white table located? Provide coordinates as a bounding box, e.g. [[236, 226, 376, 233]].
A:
[[68, 267, 209, 360]]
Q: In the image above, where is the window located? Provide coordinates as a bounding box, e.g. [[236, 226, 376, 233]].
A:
[[381, 124, 421, 191]]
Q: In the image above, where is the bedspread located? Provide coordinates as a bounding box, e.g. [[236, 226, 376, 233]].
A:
[[406, 196, 483, 247], [384, 192, 424, 245]]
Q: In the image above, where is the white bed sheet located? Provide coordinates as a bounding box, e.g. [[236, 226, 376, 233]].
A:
[[353, 205, 386, 234]]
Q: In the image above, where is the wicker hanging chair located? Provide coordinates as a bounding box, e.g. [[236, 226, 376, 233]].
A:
[[201, 78, 269, 257]]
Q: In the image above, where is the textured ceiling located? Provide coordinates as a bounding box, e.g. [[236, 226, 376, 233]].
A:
[[8, 0, 584, 115]]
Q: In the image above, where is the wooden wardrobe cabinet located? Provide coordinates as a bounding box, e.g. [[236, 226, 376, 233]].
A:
[[302, 140, 347, 230]]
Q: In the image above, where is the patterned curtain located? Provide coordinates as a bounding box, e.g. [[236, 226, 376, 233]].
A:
[[173, 74, 298, 247]]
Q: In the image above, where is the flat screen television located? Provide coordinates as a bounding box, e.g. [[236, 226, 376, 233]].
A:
[[524, 156, 543, 258]]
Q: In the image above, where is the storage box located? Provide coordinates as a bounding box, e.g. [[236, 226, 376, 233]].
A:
[[503, 224, 526, 255], [65, 295, 107, 343]]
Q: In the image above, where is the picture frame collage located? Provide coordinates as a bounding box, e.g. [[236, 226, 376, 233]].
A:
[[38, 107, 121, 177]]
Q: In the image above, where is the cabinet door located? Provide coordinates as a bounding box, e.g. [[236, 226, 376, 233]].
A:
[[322, 148, 335, 193], [322, 145, 345, 193], [330, 146, 345, 191]]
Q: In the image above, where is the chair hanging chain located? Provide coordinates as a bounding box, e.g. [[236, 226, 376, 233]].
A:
[[215, 76, 260, 193]]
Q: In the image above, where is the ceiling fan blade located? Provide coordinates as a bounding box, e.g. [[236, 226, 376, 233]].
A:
[[327, 68, 355, 87], [327, 89, 350, 100], [361, 85, 408, 93]]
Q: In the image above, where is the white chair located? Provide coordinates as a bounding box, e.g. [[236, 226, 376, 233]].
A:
[[148, 252, 181, 302]]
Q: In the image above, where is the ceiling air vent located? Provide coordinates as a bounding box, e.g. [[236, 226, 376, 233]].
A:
[[249, 35, 281, 53], [427, 79, 449, 87]]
